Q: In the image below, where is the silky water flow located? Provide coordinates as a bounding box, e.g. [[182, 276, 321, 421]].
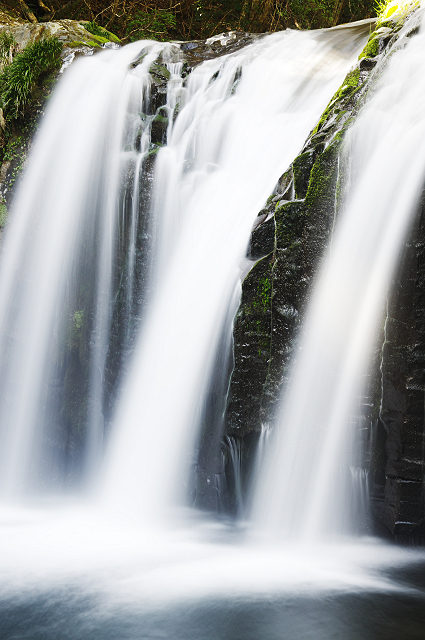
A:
[[0, 17, 425, 640]]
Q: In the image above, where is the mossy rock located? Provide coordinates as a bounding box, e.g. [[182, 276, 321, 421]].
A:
[[305, 140, 341, 211], [0, 201, 7, 225], [293, 151, 315, 200], [151, 113, 168, 145], [313, 68, 361, 135], [247, 216, 275, 260], [359, 34, 380, 59], [226, 253, 274, 433], [81, 22, 121, 44], [149, 61, 171, 84]]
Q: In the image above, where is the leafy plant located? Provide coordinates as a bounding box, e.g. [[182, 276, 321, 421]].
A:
[[83, 20, 120, 42], [126, 9, 176, 41], [84, 20, 108, 37], [375, 0, 419, 26], [9, 0, 382, 41], [0, 202, 7, 227], [0, 32, 16, 63], [0, 37, 63, 119]]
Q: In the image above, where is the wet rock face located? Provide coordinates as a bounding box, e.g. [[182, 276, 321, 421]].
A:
[[178, 31, 260, 72], [224, 16, 391, 443], [226, 131, 344, 438], [0, 19, 121, 52], [370, 195, 425, 536]]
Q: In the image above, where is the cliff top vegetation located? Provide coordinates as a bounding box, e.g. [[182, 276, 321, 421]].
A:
[[0, 1, 379, 42]]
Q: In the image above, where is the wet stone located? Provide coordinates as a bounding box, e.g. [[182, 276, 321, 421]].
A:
[[247, 217, 275, 260]]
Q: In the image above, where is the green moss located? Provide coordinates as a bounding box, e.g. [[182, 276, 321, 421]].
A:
[[147, 144, 163, 156], [0, 202, 7, 226], [256, 319, 270, 356], [313, 68, 360, 135], [0, 37, 63, 119], [149, 61, 171, 81], [305, 141, 341, 209], [275, 200, 305, 247], [66, 39, 101, 49], [240, 255, 273, 329], [0, 32, 15, 62], [376, 0, 420, 28], [3, 133, 22, 161], [66, 308, 86, 350], [255, 274, 272, 313], [2, 131, 30, 188], [293, 151, 315, 200], [359, 36, 380, 59], [83, 21, 121, 44], [73, 309, 84, 332], [86, 34, 110, 46]]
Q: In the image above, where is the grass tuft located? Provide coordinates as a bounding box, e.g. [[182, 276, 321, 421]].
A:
[[0, 37, 63, 119], [84, 21, 121, 43], [0, 32, 16, 63]]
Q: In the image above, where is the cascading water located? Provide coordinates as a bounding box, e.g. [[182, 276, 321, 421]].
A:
[[0, 41, 165, 495], [0, 23, 368, 510], [1, 15, 425, 640], [101, 26, 372, 523]]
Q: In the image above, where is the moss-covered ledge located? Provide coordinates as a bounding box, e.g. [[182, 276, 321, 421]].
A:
[[225, 2, 422, 443]]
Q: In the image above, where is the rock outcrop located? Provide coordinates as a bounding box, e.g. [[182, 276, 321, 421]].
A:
[[224, 8, 425, 537]]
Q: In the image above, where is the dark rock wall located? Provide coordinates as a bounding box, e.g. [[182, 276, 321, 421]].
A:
[[370, 194, 425, 536]]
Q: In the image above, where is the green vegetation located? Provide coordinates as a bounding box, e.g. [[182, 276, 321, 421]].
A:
[[72, 309, 84, 342], [358, 1, 420, 58], [2, 134, 26, 184], [10, 1, 379, 43], [305, 141, 341, 209], [84, 20, 108, 37], [375, 0, 419, 26], [67, 39, 101, 48], [0, 32, 15, 63], [293, 151, 315, 199], [126, 9, 176, 41], [359, 35, 380, 58], [83, 21, 121, 43], [0, 37, 62, 119], [275, 200, 305, 248], [259, 274, 272, 312], [313, 68, 360, 134], [0, 202, 7, 226]]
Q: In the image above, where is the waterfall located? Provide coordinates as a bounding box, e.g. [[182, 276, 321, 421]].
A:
[[225, 436, 244, 514], [251, 9, 425, 540], [4, 20, 425, 637], [0, 41, 164, 495], [0, 21, 370, 525], [101, 27, 369, 522]]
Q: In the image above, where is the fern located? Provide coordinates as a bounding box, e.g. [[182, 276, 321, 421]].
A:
[[0, 37, 62, 119]]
